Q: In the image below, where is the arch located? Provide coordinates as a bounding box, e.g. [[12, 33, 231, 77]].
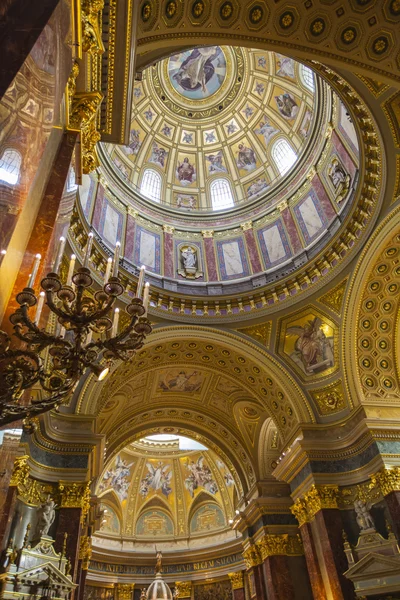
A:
[[343, 204, 400, 408], [210, 178, 234, 210], [271, 138, 297, 176], [136, 507, 175, 537], [0, 149, 22, 185], [140, 168, 162, 202], [258, 418, 282, 479], [189, 500, 226, 534]]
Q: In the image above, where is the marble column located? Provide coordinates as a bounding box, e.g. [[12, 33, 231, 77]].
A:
[[201, 230, 218, 281], [279, 201, 303, 254], [371, 468, 400, 540], [228, 571, 245, 600], [55, 507, 82, 581], [385, 491, 400, 539], [241, 222, 262, 273], [163, 225, 175, 278], [0, 0, 61, 99], [125, 209, 138, 263], [263, 555, 295, 600], [252, 563, 267, 599], [299, 521, 327, 600], [2, 130, 78, 331]]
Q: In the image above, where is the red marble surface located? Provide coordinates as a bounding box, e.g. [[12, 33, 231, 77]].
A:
[[0, 484, 18, 551], [300, 522, 328, 600], [163, 231, 174, 278], [203, 236, 218, 281], [244, 228, 262, 273], [125, 213, 136, 262], [77, 559, 88, 600], [252, 563, 268, 600], [264, 555, 295, 600], [311, 174, 336, 221], [55, 507, 82, 585], [92, 185, 105, 231], [314, 509, 356, 600], [233, 588, 245, 600], [385, 491, 400, 539], [331, 131, 357, 178], [281, 207, 303, 254], [2, 131, 78, 331]]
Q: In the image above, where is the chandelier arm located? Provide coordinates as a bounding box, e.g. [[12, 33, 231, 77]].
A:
[[45, 291, 75, 322], [0, 391, 70, 426], [78, 296, 116, 325]]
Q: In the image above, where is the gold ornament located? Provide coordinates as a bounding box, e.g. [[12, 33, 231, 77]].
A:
[[10, 456, 54, 506], [58, 481, 91, 521], [311, 380, 346, 415], [116, 584, 134, 600], [69, 91, 103, 173], [292, 485, 340, 524], [228, 572, 244, 590], [81, 0, 105, 55], [79, 535, 92, 570], [174, 581, 191, 598], [242, 545, 262, 569], [291, 498, 309, 527], [318, 279, 347, 315], [370, 467, 400, 496]]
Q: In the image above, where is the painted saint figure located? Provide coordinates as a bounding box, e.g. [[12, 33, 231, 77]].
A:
[[287, 317, 334, 374], [255, 117, 279, 147], [236, 144, 257, 171], [176, 157, 196, 185], [275, 93, 299, 120], [172, 47, 221, 93]]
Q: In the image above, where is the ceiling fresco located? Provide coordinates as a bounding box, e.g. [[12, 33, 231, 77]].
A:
[[94, 437, 237, 550], [101, 47, 320, 212]]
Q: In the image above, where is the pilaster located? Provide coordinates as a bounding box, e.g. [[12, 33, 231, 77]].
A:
[[228, 572, 245, 600]]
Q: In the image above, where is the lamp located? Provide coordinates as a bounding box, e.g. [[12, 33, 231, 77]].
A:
[[0, 236, 152, 431]]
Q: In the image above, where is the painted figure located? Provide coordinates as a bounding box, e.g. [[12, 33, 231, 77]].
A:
[[205, 150, 226, 173], [185, 456, 218, 498], [236, 144, 257, 171], [287, 317, 334, 374], [140, 462, 173, 498], [255, 117, 279, 147], [276, 54, 295, 79], [247, 178, 269, 199], [176, 157, 196, 184], [275, 93, 299, 119], [173, 47, 221, 93], [149, 142, 168, 168]]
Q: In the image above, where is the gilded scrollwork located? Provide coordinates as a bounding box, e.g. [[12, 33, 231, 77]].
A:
[[370, 467, 400, 497], [81, 0, 105, 55], [79, 535, 92, 570], [228, 572, 244, 589], [174, 581, 192, 597], [69, 91, 103, 173]]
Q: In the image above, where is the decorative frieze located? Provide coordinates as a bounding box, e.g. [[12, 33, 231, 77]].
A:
[[174, 581, 191, 598], [370, 467, 400, 497]]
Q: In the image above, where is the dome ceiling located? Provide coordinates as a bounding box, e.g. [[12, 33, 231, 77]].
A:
[[103, 47, 317, 212], [94, 436, 238, 552]]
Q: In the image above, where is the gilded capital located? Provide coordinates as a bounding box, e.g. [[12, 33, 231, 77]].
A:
[[371, 467, 400, 497], [82, 0, 105, 55], [201, 230, 214, 238], [240, 221, 253, 231], [58, 481, 91, 521], [163, 224, 175, 234], [243, 545, 263, 569], [305, 484, 340, 520], [116, 584, 134, 600], [79, 535, 92, 570], [174, 581, 191, 598], [258, 534, 288, 560], [291, 498, 309, 527], [10, 456, 54, 506], [228, 571, 244, 590]]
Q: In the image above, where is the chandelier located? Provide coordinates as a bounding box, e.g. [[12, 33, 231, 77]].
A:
[[0, 234, 152, 430]]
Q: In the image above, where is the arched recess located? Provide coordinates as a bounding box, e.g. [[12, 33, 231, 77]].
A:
[[343, 204, 400, 408], [188, 492, 226, 535], [76, 326, 316, 493], [258, 418, 282, 479]]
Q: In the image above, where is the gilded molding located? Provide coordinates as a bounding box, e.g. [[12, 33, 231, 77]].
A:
[[79, 535, 92, 570], [318, 278, 347, 315], [10, 456, 54, 506], [243, 545, 263, 569], [370, 467, 400, 497], [116, 584, 135, 600], [69, 91, 103, 173], [257, 533, 303, 559], [291, 485, 340, 524], [58, 481, 91, 522], [228, 571, 244, 590], [81, 0, 105, 55], [311, 380, 346, 416], [174, 581, 191, 597]]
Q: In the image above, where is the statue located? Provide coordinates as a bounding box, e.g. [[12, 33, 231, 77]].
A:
[[140, 590, 146, 599], [35, 496, 56, 538], [354, 499, 375, 531], [182, 246, 196, 270], [155, 549, 162, 574]]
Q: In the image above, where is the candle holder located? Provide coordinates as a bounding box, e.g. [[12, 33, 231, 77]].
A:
[[0, 258, 152, 430]]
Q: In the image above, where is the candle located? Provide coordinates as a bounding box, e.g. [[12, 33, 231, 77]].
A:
[[53, 236, 66, 274], [112, 241, 121, 278], [66, 254, 76, 286], [60, 326, 66, 338], [34, 291, 45, 324], [28, 254, 41, 288], [137, 265, 146, 298], [104, 257, 112, 283], [111, 307, 120, 337], [83, 232, 94, 268], [143, 282, 150, 314]]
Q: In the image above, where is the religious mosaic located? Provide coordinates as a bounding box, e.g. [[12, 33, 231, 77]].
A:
[[140, 461, 173, 498], [136, 509, 174, 536], [98, 454, 134, 501], [168, 47, 226, 100], [157, 370, 203, 393], [184, 456, 218, 497], [190, 503, 225, 532]]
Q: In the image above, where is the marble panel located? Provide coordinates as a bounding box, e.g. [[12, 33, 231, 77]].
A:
[[294, 190, 328, 246], [338, 101, 359, 155], [216, 237, 249, 280], [174, 238, 204, 280], [257, 220, 291, 268], [134, 226, 161, 273], [100, 200, 123, 248], [124, 214, 136, 261], [79, 175, 95, 217]]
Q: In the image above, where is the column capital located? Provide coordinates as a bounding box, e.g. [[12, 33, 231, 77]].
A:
[[277, 200, 289, 212], [201, 229, 214, 238], [174, 581, 191, 598], [228, 571, 244, 590], [243, 544, 263, 569], [127, 206, 139, 218], [257, 533, 303, 560], [58, 481, 91, 522], [240, 221, 253, 231], [163, 224, 175, 234], [291, 485, 340, 525], [371, 467, 400, 496]]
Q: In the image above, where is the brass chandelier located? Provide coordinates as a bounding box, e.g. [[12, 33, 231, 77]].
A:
[[0, 234, 152, 430]]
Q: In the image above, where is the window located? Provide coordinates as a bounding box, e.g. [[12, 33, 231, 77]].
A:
[[272, 138, 297, 176], [140, 169, 161, 202], [0, 149, 22, 185], [210, 178, 234, 210], [300, 64, 314, 91]]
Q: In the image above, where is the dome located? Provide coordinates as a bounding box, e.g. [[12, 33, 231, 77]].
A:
[[146, 574, 173, 600], [101, 46, 321, 213], [94, 435, 238, 552]]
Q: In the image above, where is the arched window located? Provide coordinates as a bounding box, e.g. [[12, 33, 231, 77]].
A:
[[140, 169, 161, 202], [300, 64, 314, 91], [0, 149, 22, 185], [272, 138, 297, 176], [210, 178, 234, 210]]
